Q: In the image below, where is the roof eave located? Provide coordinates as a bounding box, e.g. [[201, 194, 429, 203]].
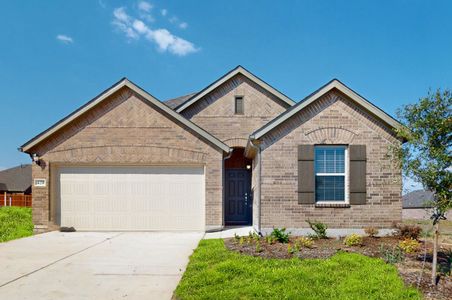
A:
[[20, 78, 231, 154], [251, 79, 403, 140]]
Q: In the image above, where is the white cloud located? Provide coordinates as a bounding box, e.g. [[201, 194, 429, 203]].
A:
[[161, 9, 167, 16], [56, 34, 74, 44], [132, 20, 148, 34], [113, 7, 131, 23], [138, 1, 154, 23], [112, 6, 198, 56], [166, 14, 188, 30], [112, 7, 139, 40], [138, 1, 152, 12]]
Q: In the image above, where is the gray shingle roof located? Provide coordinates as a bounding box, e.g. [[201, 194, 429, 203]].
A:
[[0, 164, 32, 193], [402, 190, 434, 208], [163, 93, 197, 109]]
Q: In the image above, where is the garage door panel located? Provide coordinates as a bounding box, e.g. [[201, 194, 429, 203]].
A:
[[58, 166, 205, 231]]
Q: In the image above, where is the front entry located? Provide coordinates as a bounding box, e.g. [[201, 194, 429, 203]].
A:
[[224, 148, 252, 225]]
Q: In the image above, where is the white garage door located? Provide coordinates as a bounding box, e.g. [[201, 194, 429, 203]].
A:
[[57, 166, 205, 231]]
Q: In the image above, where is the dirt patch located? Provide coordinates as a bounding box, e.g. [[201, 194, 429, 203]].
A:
[[225, 236, 452, 300]]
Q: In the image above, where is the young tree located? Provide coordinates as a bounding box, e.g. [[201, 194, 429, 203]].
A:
[[394, 89, 451, 285]]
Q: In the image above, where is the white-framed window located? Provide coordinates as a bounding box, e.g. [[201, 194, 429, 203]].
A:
[[314, 145, 348, 203]]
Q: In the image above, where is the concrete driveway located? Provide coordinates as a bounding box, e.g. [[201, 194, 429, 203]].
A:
[[0, 231, 203, 300]]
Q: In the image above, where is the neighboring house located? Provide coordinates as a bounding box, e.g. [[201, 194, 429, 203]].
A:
[[0, 164, 32, 195], [19, 66, 403, 233], [402, 189, 444, 220]]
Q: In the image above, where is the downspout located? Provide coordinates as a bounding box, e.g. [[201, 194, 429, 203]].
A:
[[220, 148, 233, 231], [248, 137, 262, 235]]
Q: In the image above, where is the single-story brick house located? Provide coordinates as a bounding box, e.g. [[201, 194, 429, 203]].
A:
[[20, 66, 403, 234], [402, 190, 450, 220], [0, 164, 32, 195]]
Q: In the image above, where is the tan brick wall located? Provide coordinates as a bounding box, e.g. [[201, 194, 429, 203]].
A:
[[183, 74, 290, 146], [29, 87, 224, 231], [259, 90, 402, 229]]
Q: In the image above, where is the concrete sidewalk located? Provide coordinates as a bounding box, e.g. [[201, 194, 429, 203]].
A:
[[0, 231, 203, 300]]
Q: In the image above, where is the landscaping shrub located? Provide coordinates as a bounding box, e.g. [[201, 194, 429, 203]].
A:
[[255, 241, 262, 253], [364, 227, 379, 237], [265, 235, 276, 245], [270, 227, 290, 243], [0, 207, 33, 242], [306, 220, 328, 239], [295, 236, 314, 249], [394, 224, 422, 240], [398, 238, 420, 254], [379, 244, 405, 264], [248, 231, 260, 242], [344, 234, 363, 246]]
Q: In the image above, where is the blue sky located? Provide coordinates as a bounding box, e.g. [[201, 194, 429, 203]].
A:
[[1, 1, 451, 192]]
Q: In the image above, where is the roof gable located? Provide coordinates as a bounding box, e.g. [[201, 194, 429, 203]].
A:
[[251, 79, 402, 140], [175, 65, 296, 113], [164, 93, 197, 109], [0, 164, 31, 192], [20, 79, 230, 153]]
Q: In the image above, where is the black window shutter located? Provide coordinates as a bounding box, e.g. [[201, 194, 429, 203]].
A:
[[298, 145, 315, 204], [349, 145, 367, 205]]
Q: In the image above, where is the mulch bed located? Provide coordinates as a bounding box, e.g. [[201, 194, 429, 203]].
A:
[[225, 236, 452, 300]]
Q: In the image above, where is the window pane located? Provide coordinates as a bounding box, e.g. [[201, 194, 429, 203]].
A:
[[235, 97, 244, 114], [315, 147, 345, 174], [315, 149, 325, 173], [315, 176, 345, 201]]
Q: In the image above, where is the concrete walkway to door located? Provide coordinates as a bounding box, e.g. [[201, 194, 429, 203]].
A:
[[0, 231, 203, 300]]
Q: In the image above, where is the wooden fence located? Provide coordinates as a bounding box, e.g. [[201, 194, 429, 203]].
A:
[[0, 193, 32, 207]]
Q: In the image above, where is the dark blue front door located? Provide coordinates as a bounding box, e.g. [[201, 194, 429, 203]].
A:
[[225, 169, 252, 225]]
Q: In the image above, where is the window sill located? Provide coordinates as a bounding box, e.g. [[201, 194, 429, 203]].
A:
[[315, 203, 350, 208]]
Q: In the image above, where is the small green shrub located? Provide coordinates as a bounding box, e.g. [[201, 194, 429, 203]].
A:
[[394, 224, 422, 240], [344, 234, 363, 247], [248, 231, 260, 242], [295, 236, 314, 249], [270, 227, 290, 243], [265, 235, 276, 245], [287, 243, 296, 254], [239, 236, 245, 245], [398, 238, 420, 254], [379, 244, 405, 264], [255, 241, 262, 253], [306, 220, 328, 239], [364, 227, 379, 237]]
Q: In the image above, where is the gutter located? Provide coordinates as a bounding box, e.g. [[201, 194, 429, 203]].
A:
[[248, 138, 262, 234]]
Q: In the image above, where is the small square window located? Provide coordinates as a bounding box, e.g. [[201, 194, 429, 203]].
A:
[[235, 96, 244, 114]]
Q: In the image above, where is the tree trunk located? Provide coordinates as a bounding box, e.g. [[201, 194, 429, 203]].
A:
[[432, 222, 439, 285]]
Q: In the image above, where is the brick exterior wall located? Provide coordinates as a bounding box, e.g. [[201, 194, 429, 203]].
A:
[[259, 90, 402, 230], [27, 75, 403, 233], [28, 87, 224, 232], [182, 74, 290, 147]]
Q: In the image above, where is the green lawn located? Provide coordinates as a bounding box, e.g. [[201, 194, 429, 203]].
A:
[[175, 239, 421, 300], [0, 207, 33, 242]]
